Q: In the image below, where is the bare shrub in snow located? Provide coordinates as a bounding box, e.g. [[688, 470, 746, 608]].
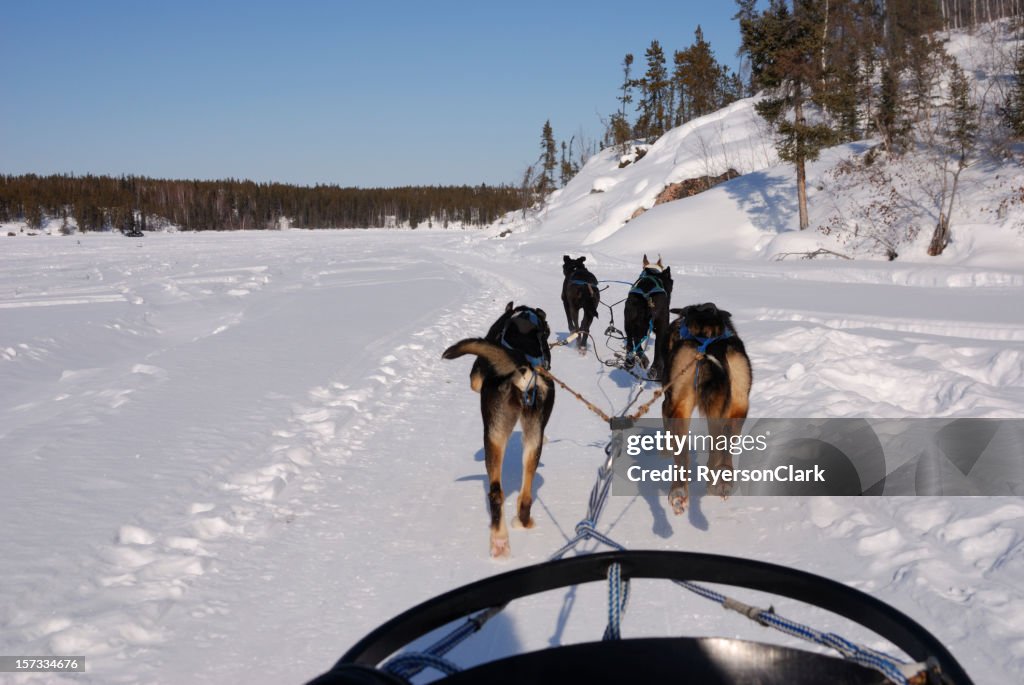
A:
[[817, 155, 920, 260]]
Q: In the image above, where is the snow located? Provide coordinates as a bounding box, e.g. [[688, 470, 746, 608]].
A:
[[1, 224, 1021, 684], [3, 25, 1024, 685]]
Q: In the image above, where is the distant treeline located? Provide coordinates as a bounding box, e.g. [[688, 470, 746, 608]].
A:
[[0, 174, 522, 231]]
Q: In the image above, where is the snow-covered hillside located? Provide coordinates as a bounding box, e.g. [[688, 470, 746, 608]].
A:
[[501, 21, 1024, 269], [3, 24, 1024, 685]]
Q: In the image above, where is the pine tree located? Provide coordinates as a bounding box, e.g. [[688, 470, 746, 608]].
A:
[[560, 140, 575, 186], [636, 40, 669, 140], [875, 56, 904, 152], [672, 49, 690, 125], [618, 53, 634, 119], [1002, 44, 1024, 138], [611, 53, 636, 152], [740, 0, 835, 230], [682, 26, 722, 120], [538, 120, 558, 196]]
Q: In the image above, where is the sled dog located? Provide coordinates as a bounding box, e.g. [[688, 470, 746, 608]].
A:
[[561, 255, 600, 353], [623, 254, 674, 380], [442, 302, 555, 558], [661, 302, 751, 513]]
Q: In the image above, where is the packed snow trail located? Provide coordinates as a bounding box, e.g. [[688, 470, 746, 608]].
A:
[[1, 230, 1022, 684]]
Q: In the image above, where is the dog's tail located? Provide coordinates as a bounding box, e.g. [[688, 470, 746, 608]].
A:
[[442, 338, 524, 377]]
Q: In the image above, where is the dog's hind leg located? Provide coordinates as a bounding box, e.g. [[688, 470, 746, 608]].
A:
[[578, 306, 595, 353], [563, 297, 578, 335], [483, 393, 516, 558], [703, 353, 751, 498], [663, 385, 696, 515], [514, 412, 544, 530], [726, 349, 752, 421]]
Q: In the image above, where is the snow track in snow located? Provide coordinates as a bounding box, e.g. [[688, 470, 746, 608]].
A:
[[1, 230, 1022, 684]]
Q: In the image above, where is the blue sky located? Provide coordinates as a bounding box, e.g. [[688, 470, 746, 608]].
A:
[[1, 1, 743, 187]]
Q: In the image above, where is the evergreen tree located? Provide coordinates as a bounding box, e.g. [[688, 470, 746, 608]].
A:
[[819, 1, 867, 142], [611, 53, 636, 151], [739, 0, 835, 230], [618, 53, 634, 119], [635, 40, 669, 140], [1002, 44, 1024, 138], [672, 49, 690, 125], [538, 120, 558, 196], [733, 0, 759, 95], [681, 26, 722, 120], [559, 140, 574, 186]]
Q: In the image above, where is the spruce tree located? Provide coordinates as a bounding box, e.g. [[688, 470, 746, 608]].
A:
[[739, 0, 835, 230], [1002, 45, 1024, 139], [538, 120, 558, 196], [681, 26, 722, 120], [672, 49, 690, 125], [611, 53, 636, 151], [636, 40, 669, 140]]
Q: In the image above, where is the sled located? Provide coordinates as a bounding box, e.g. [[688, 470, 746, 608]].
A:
[[307, 550, 972, 685]]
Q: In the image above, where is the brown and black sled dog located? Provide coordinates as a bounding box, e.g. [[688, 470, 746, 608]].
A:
[[442, 303, 555, 558], [661, 302, 751, 514]]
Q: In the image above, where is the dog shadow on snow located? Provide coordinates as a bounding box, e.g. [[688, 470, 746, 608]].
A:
[[453, 433, 713, 652], [606, 475, 711, 542], [455, 433, 547, 515], [555, 330, 645, 391]]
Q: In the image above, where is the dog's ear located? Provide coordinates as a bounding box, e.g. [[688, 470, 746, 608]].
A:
[[663, 266, 672, 278], [579, 256, 586, 263], [563, 255, 571, 264], [657, 255, 663, 268], [718, 308, 732, 318], [535, 307, 547, 321], [505, 301, 514, 313], [642, 254, 649, 266]]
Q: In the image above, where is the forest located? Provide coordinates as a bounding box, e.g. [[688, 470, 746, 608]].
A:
[[0, 174, 521, 232]]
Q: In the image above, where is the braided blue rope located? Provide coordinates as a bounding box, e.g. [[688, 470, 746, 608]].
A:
[[383, 653, 462, 678], [602, 562, 630, 640], [673, 579, 913, 684], [543, 427, 916, 684], [549, 439, 621, 560], [379, 605, 505, 681], [377, 427, 918, 685]]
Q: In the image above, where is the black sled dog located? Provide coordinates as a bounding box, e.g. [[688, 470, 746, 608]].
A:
[[442, 303, 555, 558], [623, 255, 674, 380], [661, 302, 752, 514], [561, 255, 600, 353]]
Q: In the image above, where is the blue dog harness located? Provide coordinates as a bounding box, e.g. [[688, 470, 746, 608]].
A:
[[674, 321, 734, 388], [625, 270, 666, 362], [499, 308, 548, 406], [629, 270, 666, 298]]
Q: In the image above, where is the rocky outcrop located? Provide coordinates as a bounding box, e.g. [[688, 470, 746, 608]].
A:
[[629, 168, 741, 221]]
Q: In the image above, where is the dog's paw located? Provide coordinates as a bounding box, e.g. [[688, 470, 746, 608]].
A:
[[490, 533, 511, 558], [707, 480, 735, 499], [668, 486, 688, 515], [512, 515, 535, 530]]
